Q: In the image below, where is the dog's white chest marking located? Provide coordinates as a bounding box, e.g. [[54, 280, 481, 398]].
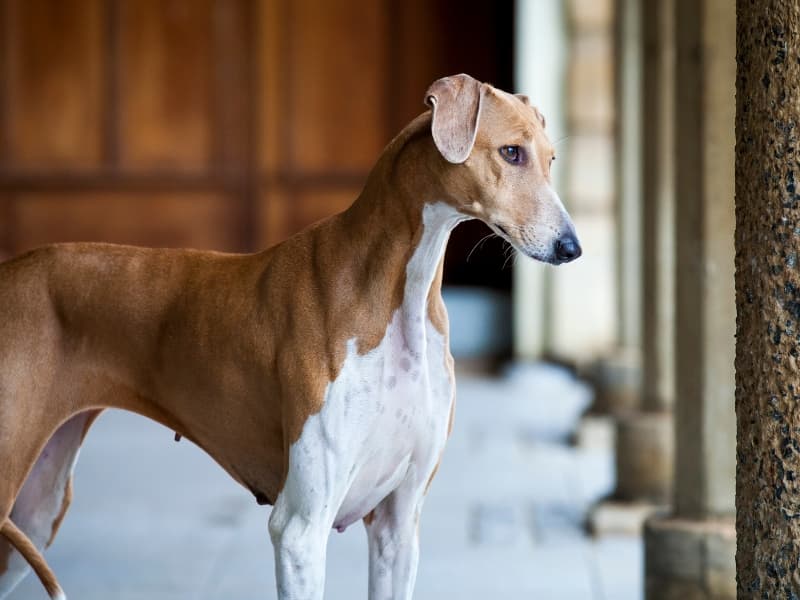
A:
[[281, 202, 465, 533], [323, 310, 452, 531]]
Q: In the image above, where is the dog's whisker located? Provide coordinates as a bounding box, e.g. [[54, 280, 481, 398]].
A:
[[502, 250, 516, 270], [466, 233, 497, 263], [553, 135, 571, 147]]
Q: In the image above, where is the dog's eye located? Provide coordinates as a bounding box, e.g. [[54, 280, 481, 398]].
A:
[[499, 145, 525, 165]]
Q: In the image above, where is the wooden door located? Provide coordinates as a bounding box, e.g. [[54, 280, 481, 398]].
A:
[[0, 0, 513, 287], [0, 0, 252, 254]]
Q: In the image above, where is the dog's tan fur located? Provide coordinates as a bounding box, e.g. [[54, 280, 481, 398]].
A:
[[0, 75, 573, 599]]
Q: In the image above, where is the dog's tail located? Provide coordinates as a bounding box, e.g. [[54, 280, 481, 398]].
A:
[[0, 518, 65, 599]]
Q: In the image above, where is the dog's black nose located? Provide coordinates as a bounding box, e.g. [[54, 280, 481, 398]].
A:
[[554, 236, 582, 263]]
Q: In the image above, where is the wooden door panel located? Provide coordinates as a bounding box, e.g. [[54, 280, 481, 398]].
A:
[[287, 0, 388, 173], [5, 0, 104, 168], [259, 0, 284, 174], [390, 1, 514, 133], [292, 187, 357, 231], [119, 0, 213, 170], [390, 0, 441, 132], [257, 186, 288, 249], [212, 0, 250, 170], [12, 191, 240, 252], [257, 186, 358, 248], [0, 194, 12, 256], [0, 0, 513, 292]]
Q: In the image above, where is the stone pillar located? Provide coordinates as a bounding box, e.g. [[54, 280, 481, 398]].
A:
[[523, 0, 618, 367], [639, 0, 675, 421], [592, 0, 676, 535], [567, 0, 631, 456], [644, 0, 736, 598], [514, 0, 628, 371], [512, 0, 568, 360], [583, 0, 641, 416], [735, 2, 800, 595]]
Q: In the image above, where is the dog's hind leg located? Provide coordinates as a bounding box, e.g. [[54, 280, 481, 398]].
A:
[[0, 410, 100, 599]]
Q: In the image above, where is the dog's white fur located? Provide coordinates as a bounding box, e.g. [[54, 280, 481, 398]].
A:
[[269, 203, 464, 598]]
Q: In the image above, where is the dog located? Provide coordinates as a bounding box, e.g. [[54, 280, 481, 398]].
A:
[[0, 73, 580, 599]]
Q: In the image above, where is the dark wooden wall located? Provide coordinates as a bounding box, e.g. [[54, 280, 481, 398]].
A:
[[0, 0, 513, 287]]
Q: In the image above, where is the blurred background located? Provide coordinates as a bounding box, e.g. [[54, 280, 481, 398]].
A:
[[1, 0, 736, 599]]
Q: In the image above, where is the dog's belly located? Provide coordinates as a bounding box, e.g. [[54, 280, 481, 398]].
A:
[[289, 310, 454, 532], [333, 454, 412, 532]]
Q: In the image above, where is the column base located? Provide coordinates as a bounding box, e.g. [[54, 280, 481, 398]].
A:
[[585, 410, 673, 536], [574, 413, 616, 451], [583, 348, 642, 414], [615, 410, 674, 502], [645, 515, 735, 600], [589, 500, 666, 536]]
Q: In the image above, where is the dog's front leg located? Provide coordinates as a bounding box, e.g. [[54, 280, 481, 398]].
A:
[[364, 485, 423, 600], [268, 492, 330, 600], [268, 419, 350, 600]]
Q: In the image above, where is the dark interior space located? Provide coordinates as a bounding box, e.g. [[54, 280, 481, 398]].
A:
[[399, 1, 516, 290]]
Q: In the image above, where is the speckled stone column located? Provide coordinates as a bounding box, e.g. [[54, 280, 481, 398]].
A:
[[736, 2, 800, 596], [644, 0, 736, 597]]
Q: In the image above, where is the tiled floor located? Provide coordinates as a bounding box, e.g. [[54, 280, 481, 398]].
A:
[[9, 363, 642, 600]]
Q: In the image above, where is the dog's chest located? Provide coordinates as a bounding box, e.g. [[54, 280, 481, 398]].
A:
[[284, 202, 463, 531], [293, 308, 454, 531]]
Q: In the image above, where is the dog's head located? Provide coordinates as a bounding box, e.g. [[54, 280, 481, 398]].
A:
[[425, 73, 581, 265]]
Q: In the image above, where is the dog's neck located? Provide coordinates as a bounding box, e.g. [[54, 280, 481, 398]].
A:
[[400, 202, 464, 350], [336, 115, 467, 345]]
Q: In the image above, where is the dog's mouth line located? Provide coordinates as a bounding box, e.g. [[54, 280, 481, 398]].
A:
[[491, 222, 523, 252], [491, 222, 562, 265]]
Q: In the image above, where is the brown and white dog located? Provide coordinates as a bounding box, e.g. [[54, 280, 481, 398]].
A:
[[0, 73, 580, 599]]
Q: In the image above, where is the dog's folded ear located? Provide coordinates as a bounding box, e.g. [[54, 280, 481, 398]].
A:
[[424, 74, 486, 164]]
